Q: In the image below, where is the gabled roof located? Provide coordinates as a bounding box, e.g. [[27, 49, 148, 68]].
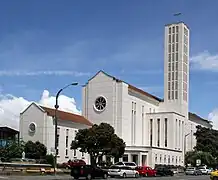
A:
[[40, 106, 93, 126], [86, 70, 163, 102], [188, 112, 212, 126], [20, 102, 45, 115], [0, 126, 19, 133]]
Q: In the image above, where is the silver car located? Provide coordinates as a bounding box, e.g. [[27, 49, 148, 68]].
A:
[[108, 166, 139, 178], [185, 167, 202, 175]]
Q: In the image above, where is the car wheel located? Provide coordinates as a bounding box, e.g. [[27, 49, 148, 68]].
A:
[[103, 173, 108, 179], [135, 173, 139, 178], [153, 173, 156, 177], [86, 174, 92, 180], [213, 177, 218, 180], [123, 173, 126, 178], [74, 176, 79, 179]]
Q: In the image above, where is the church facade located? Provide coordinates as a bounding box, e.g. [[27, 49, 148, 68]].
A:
[[81, 22, 211, 168]]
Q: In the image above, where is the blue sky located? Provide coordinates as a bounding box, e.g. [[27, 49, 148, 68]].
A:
[[0, 0, 218, 119]]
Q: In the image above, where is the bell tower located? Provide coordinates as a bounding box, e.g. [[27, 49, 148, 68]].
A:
[[163, 22, 189, 118]]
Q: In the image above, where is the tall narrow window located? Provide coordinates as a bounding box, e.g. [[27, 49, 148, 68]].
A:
[[131, 102, 136, 145], [175, 119, 177, 149], [157, 119, 160, 147], [66, 129, 69, 148], [134, 102, 136, 144], [142, 105, 144, 145], [179, 120, 181, 149], [150, 119, 153, 146], [66, 149, 68, 157], [165, 118, 168, 147]]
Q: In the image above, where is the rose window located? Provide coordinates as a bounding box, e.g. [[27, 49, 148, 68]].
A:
[[94, 96, 106, 111]]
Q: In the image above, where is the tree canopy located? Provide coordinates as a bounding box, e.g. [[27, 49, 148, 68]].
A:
[[24, 141, 47, 159], [184, 125, 218, 167], [185, 151, 216, 167], [0, 141, 25, 161], [71, 123, 126, 166], [194, 125, 218, 158], [0, 140, 47, 162]]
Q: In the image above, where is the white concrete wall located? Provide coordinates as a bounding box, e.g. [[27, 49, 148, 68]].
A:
[[124, 89, 159, 147], [83, 71, 116, 127], [20, 103, 90, 164], [185, 120, 198, 152], [146, 112, 185, 167], [20, 104, 46, 144]]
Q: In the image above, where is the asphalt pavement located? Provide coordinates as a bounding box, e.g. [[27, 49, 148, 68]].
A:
[[0, 175, 211, 180]]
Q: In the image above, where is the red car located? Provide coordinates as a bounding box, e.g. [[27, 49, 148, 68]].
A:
[[63, 159, 86, 168], [136, 166, 157, 177]]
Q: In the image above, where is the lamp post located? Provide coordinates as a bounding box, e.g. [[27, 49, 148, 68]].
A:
[[54, 82, 78, 175], [184, 132, 191, 166], [184, 132, 190, 154]]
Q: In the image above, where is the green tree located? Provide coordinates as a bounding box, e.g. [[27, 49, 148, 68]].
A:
[[71, 123, 126, 166], [194, 125, 218, 158], [45, 154, 55, 167], [0, 141, 25, 161], [24, 141, 47, 159], [185, 150, 216, 167]]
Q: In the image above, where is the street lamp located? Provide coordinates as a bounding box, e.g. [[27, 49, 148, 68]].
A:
[[54, 82, 78, 175]]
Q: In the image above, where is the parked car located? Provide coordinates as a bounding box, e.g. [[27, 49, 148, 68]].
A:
[[136, 166, 156, 177], [70, 165, 108, 180], [171, 168, 178, 174], [198, 166, 212, 175], [113, 162, 137, 169], [63, 159, 86, 168], [185, 167, 202, 175], [108, 165, 139, 178], [155, 166, 174, 176]]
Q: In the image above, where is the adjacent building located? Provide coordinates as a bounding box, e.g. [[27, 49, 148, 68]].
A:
[[19, 102, 92, 163], [185, 113, 212, 153], [0, 126, 19, 147]]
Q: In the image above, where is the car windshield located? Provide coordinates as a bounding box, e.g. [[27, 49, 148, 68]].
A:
[[187, 167, 195, 170], [124, 162, 135, 166], [110, 166, 119, 169]]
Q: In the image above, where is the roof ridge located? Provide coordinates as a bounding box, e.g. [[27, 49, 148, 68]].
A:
[[39, 105, 93, 126], [87, 70, 163, 102]]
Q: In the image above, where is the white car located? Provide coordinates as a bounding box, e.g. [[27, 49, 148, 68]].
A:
[[108, 165, 139, 178], [113, 162, 137, 169], [198, 166, 211, 174]]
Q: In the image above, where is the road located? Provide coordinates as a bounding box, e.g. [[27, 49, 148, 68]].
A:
[[0, 175, 210, 180]]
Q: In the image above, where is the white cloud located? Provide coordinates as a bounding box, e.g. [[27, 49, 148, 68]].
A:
[[0, 90, 81, 130], [208, 109, 218, 130], [190, 51, 218, 71], [0, 70, 90, 77]]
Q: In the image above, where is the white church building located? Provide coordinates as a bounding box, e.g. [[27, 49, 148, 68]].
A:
[[19, 22, 212, 168], [82, 22, 211, 168]]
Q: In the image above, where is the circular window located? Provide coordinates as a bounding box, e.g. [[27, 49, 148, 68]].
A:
[[29, 122, 36, 133], [94, 96, 107, 111]]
